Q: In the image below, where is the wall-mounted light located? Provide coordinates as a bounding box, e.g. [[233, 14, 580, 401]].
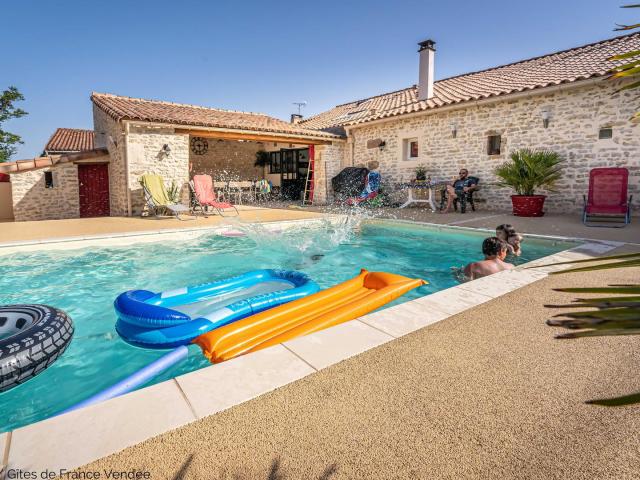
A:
[[157, 144, 171, 161], [450, 121, 458, 138], [378, 141, 386, 151], [541, 109, 551, 129], [159, 144, 171, 158]]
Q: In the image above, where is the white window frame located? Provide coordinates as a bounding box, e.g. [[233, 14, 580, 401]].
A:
[[403, 137, 419, 161]]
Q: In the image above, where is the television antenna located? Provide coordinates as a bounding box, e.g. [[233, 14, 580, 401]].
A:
[[293, 101, 307, 115]]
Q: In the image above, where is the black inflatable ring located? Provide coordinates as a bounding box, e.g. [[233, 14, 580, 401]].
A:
[[0, 305, 74, 393]]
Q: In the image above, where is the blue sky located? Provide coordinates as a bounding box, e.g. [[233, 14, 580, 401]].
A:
[[2, 0, 634, 158]]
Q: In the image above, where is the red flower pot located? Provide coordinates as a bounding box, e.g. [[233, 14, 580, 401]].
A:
[[511, 195, 546, 217]]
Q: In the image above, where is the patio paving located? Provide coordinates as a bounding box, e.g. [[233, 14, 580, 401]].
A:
[[0, 205, 324, 243], [77, 246, 640, 479]]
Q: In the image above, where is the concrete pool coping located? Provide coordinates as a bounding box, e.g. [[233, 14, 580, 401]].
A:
[[0, 219, 623, 475], [0, 215, 347, 255], [0, 214, 623, 255]]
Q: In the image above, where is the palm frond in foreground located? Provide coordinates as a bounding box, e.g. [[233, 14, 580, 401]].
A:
[[533, 252, 640, 406]]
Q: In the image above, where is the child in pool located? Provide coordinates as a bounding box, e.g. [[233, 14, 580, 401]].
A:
[[462, 237, 514, 281], [496, 224, 523, 257]]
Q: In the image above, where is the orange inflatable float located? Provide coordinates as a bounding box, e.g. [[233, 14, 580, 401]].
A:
[[193, 269, 426, 363]]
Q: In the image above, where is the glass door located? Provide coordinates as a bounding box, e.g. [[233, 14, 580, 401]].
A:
[[279, 148, 309, 200]]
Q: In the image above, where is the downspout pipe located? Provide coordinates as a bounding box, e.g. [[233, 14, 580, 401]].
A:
[[123, 121, 132, 217]]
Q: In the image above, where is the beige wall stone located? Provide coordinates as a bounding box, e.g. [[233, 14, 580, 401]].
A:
[[313, 142, 347, 204], [348, 80, 640, 213], [11, 163, 80, 221], [189, 138, 265, 182], [93, 106, 127, 216], [126, 125, 190, 215]]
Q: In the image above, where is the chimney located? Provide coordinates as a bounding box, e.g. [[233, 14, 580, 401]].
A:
[[417, 39, 436, 101], [290, 113, 303, 124]]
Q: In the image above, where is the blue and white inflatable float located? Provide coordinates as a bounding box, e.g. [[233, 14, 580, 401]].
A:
[[115, 269, 319, 349]]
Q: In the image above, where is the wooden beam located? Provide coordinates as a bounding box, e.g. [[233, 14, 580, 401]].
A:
[[59, 148, 109, 163], [174, 128, 334, 145]]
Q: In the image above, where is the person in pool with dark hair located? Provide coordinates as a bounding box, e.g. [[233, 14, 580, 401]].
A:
[[462, 237, 514, 281], [496, 224, 523, 257]]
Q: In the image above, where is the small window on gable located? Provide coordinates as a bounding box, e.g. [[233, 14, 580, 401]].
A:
[[598, 127, 613, 140], [44, 171, 54, 188], [403, 138, 419, 161], [487, 135, 501, 156]]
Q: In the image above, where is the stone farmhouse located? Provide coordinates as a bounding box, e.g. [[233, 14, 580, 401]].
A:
[[1, 32, 638, 221]]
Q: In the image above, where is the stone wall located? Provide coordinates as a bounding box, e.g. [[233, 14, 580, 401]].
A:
[[126, 125, 190, 215], [189, 138, 265, 182], [93, 108, 191, 216], [11, 163, 80, 221], [349, 80, 640, 213], [93, 106, 127, 216], [313, 142, 347, 204]]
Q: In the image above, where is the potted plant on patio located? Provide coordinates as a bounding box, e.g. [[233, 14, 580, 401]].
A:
[[414, 164, 428, 183], [494, 148, 563, 217]]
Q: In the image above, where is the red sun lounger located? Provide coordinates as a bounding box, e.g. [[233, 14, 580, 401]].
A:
[[583, 167, 632, 227], [190, 174, 239, 217]]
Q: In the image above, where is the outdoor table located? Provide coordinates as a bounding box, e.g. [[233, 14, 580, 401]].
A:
[[397, 182, 446, 211]]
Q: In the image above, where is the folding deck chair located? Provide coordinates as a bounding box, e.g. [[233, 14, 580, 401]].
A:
[[583, 167, 632, 227], [190, 174, 239, 217], [140, 174, 194, 220]]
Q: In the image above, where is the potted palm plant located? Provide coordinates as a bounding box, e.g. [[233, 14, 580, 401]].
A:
[[494, 149, 563, 217]]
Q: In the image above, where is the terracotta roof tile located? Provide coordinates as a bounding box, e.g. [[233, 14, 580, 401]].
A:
[[300, 33, 640, 132], [91, 93, 341, 139], [44, 128, 94, 153]]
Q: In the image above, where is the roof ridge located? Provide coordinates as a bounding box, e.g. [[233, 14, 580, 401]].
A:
[[437, 31, 640, 83], [333, 85, 417, 108], [54, 127, 95, 133], [89, 92, 342, 138], [303, 31, 640, 123], [91, 92, 270, 117]]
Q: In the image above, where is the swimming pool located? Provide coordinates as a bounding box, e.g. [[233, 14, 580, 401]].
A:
[[0, 219, 574, 431]]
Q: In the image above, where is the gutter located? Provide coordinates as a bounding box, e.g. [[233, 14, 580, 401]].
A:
[[123, 121, 132, 217]]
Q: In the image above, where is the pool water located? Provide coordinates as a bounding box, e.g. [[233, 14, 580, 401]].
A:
[[0, 220, 573, 431]]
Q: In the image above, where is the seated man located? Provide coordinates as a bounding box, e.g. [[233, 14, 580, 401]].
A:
[[463, 237, 514, 281], [441, 168, 479, 213]]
